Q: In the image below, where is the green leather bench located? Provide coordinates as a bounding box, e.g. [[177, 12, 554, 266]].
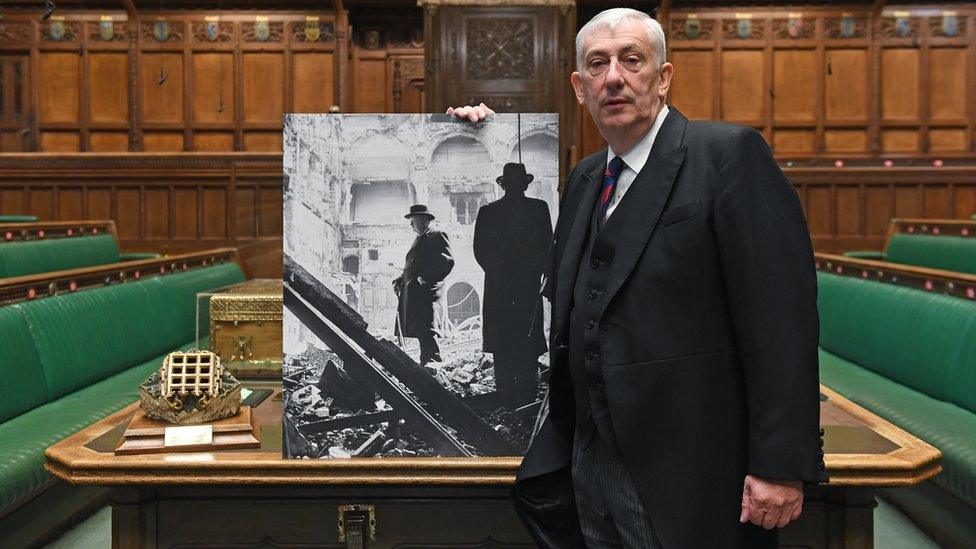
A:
[[845, 218, 976, 275], [0, 215, 38, 223], [0, 220, 158, 279], [0, 252, 245, 546], [816, 258, 976, 547]]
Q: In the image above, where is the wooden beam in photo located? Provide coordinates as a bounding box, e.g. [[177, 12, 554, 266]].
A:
[[285, 282, 474, 457], [285, 254, 517, 456]]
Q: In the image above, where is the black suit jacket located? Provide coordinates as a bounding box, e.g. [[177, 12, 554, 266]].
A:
[[514, 108, 827, 548]]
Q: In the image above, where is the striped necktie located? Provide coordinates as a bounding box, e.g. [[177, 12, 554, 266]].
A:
[[598, 156, 625, 230]]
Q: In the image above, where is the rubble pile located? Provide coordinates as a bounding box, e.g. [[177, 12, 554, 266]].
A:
[[425, 349, 495, 396]]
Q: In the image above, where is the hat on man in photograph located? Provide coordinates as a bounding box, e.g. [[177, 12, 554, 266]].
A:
[[496, 163, 534, 188], [404, 204, 436, 220]]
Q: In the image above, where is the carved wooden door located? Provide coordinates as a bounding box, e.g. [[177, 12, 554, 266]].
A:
[[0, 56, 30, 152], [425, 3, 577, 177], [427, 6, 570, 113]]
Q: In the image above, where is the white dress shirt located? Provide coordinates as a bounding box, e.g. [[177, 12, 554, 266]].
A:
[[604, 105, 670, 221]]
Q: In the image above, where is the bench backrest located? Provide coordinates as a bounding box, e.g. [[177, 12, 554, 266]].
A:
[[0, 261, 245, 422], [886, 233, 976, 275], [818, 271, 976, 415], [0, 234, 120, 278]]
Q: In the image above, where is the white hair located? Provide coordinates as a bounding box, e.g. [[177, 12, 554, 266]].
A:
[[576, 8, 666, 72]]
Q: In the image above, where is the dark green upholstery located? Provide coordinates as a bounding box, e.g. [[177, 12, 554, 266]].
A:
[[820, 349, 976, 508], [0, 263, 245, 514], [0, 215, 39, 223], [0, 234, 120, 278], [818, 271, 976, 526], [886, 233, 976, 275], [0, 307, 47, 424], [818, 273, 976, 415], [0, 343, 195, 511]]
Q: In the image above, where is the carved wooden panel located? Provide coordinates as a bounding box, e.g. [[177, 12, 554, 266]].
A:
[[143, 132, 184, 152], [0, 56, 29, 152], [669, 50, 713, 120], [39, 53, 81, 124], [426, 4, 574, 178], [141, 53, 185, 123], [464, 17, 535, 80], [825, 49, 869, 123], [243, 53, 285, 123], [721, 50, 764, 123], [928, 48, 967, 123], [773, 50, 816, 122], [88, 53, 129, 124], [881, 49, 919, 122], [293, 53, 335, 113], [40, 132, 80, 152], [89, 132, 129, 152], [192, 53, 235, 124]]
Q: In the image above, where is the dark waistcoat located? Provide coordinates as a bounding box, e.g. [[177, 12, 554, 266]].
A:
[[569, 179, 638, 455]]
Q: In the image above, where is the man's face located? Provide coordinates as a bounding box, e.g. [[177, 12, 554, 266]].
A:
[[571, 19, 673, 141], [410, 216, 430, 234]]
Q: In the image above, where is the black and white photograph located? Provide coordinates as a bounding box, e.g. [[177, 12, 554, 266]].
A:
[[282, 113, 559, 458]]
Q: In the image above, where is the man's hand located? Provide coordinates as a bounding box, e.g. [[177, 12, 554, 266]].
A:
[[446, 103, 494, 123], [739, 474, 803, 529]]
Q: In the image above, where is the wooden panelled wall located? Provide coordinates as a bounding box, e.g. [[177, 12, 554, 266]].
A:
[[0, 153, 283, 277], [580, 5, 976, 159], [673, 5, 975, 158], [0, 10, 346, 152]]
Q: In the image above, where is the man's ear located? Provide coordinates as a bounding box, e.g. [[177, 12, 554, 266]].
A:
[[570, 71, 585, 105], [658, 62, 674, 100]]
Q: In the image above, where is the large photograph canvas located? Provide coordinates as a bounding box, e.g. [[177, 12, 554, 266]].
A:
[[283, 113, 559, 458]]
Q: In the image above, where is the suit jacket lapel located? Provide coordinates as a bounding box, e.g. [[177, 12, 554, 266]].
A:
[[551, 159, 605, 340], [600, 109, 688, 318]]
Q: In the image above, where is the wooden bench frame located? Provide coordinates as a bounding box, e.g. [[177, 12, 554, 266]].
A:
[[815, 252, 976, 301], [0, 247, 242, 307], [0, 220, 118, 243]]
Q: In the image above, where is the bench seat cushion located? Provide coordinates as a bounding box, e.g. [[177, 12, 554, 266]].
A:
[[820, 348, 976, 509], [0, 343, 193, 510], [817, 272, 976, 415]]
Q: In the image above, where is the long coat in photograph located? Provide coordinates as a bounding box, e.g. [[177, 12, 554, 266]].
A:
[[513, 108, 828, 548], [397, 230, 454, 338], [473, 195, 552, 357]]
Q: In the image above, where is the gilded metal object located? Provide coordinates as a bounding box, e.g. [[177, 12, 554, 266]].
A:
[[160, 350, 222, 410], [337, 504, 376, 542]]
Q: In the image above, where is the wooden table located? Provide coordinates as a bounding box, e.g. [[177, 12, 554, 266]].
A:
[[45, 384, 940, 548]]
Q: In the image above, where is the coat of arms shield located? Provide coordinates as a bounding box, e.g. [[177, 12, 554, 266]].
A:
[[305, 20, 321, 42], [840, 17, 855, 38], [154, 20, 170, 42], [255, 19, 270, 42], [942, 14, 959, 37], [737, 19, 751, 39], [99, 20, 115, 41], [49, 21, 65, 41]]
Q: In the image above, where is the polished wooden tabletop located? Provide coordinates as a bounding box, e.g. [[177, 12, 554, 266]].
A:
[[44, 383, 941, 487]]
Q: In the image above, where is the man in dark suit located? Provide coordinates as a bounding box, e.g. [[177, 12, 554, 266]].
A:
[[474, 163, 552, 407], [450, 7, 826, 548], [394, 204, 455, 366]]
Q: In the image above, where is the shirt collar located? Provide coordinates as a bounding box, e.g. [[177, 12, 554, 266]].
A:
[[607, 104, 670, 174]]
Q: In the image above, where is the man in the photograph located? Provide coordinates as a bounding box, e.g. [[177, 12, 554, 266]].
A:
[[474, 163, 552, 408], [394, 204, 455, 366], [450, 7, 826, 548]]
